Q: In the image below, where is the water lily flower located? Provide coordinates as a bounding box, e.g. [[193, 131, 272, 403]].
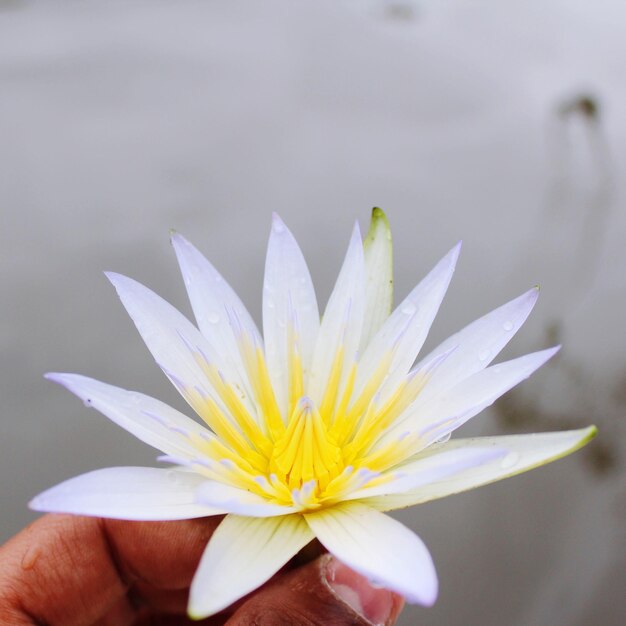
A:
[[31, 209, 596, 619]]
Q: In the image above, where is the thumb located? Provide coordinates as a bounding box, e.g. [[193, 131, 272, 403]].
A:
[[225, 554, 404, 626]]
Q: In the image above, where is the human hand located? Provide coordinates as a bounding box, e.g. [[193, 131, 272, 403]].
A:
[[0, 514, 404, 625]]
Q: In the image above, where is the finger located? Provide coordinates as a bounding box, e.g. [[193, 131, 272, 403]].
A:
[[92, 596, 136, 626], [132, 612, 227, 626], [225, 554, 405, 626], [104, 516, 222, 589], [130, 584, 189, 614], [0, 513, 222, 626]]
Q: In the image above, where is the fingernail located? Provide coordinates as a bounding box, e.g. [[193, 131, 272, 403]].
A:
[[324, 556, 401, 626]]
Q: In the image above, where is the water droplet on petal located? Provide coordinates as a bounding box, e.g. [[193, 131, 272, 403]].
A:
[[401, 302, 416, 315], [478, 349, 490, 362], [266, 299, 276, 309], [207, 312, 220, 324], [500, 451, 520, 469], [503, 320, 514, 331]]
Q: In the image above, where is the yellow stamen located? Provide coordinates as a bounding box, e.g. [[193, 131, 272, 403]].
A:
[[194, 356, 273, 456], [235, 330, 285, 440], [287, 328, 304, 418], [318, 347, 345, 424], [180, 297, 442, 511], [357, 433, 419, 473], [271, 397, 342, 489], [183, 384, 267, 472], [331, 359, 357, 431], [330, 350, 393, 445]]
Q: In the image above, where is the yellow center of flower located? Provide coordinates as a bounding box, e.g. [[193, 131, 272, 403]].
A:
[[176, 324, 432, 510], [270, 397, 342, 490]]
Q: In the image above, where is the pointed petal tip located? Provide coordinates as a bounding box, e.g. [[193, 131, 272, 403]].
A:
[[156, 454, 187, 465], [421, 588, 439, 607], [103, 270, 125, 286], [529, 425, 598, 466], [364, 207, 391, 249], [547, 344, 561, 357], [186, 607, 208, 622], [187, 595, 225, 621], [581, 424, 598, 444], [28, 489, 58, 513], [447, 240, 462, 264], [531, 344, 561, 365], [401, 551, 438, 607], [28, 491, 61, 514], [42, 373, 97, 403], [370, 206, 390, 226], [429, 241, 461, 274], [529, 424, 598, 469], [271, 212, 287, 233], [28, 495, 42, 511], [169, 230, 188, 249], [169, 231, 190, 248], [522, 285, 541, 304], [44, 372, 72, 387], [104, 272, 152, 299], [406, 575, 438, 607]]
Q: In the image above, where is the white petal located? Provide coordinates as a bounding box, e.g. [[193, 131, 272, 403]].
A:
[[305, 502, 437, 606], [263, 214, 320, 417], [105, 272, 251, 413], [29, 467, 220, 520], [416, 287, 539, 403], [344, 447, 505, 501], [171, 233, 261, 388], [355, 242, 460, 401], [390, 346, 560, 445], [308, 224, 366, 405], [188, 514, 314, 618], [360, 208, 393, 351], [45, 373, 211, 459], [367, 426, 597, 511], [195, 481, 300, 517]]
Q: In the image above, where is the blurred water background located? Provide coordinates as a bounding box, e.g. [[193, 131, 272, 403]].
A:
[[1, 1, 624, 624]]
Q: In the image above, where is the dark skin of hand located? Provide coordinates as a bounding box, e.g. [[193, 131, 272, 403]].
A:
[[0, 514, 404, 626]]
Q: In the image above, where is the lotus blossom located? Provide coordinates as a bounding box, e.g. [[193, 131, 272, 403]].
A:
[[31, 209, 596, 619]]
